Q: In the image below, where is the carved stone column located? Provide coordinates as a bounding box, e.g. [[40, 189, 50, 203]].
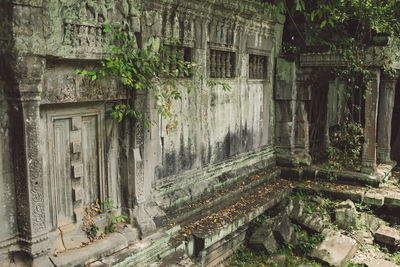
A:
[[377, 72, 398, 163], [361, 69, 380, 174], [9, 56, 49, 258]]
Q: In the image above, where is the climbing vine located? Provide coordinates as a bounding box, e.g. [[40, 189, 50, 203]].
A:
[[76, 25, 230, 127]]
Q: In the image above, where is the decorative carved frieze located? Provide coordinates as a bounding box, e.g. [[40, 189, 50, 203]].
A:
[[209, 49, 235, 78], [63, 22, 104, 48]]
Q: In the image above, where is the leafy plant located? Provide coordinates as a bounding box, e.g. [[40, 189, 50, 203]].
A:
[[86, 223, 99, 239], [327, 120, 363, 170], [101, 197, 128, 234]]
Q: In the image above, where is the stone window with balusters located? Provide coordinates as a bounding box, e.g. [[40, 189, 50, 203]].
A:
[[249, 54, 267, 79], [209, 49, 236, 78]]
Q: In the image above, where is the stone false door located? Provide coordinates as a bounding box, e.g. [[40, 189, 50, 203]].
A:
[[377, 72, 399, 163], [42, 105, 106, 229]]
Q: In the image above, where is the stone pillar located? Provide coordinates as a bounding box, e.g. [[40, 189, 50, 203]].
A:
[[377, 72, 398, 163], [128, 92, 160, 237], [9, 56, 49, 259], [275, 58, 311, 166], [361, 69, 380, 174], [275, 58, 296, 166], [293, 67, 312, 165]]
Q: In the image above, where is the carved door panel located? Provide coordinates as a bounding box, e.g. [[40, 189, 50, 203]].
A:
[[44, 105, 105, 230], [53, 118, 75, 226], [81, 115, 100, 205]]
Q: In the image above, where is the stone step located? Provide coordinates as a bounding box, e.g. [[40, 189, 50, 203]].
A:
[[87, 227, 182, 267], [175, 179, 293, 266], [149, 249, 194, 267]]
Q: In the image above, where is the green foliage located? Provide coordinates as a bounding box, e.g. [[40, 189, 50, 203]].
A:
[[327, 120, 363, 170], [76, 24, 230, 126], [286, 229, 324, 255], [86, 223, 99, 239], [390, 251, 400, 265], [101, 197, 128, 234]]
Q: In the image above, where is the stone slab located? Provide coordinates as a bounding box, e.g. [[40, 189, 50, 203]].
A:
[[365, 259, 399, 267], [365, 189, 385, 206], [374, 226, 400, 247], [310, 232, 358, 266]]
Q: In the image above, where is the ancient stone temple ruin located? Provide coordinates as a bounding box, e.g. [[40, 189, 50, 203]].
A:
[[0, 0, 400, 266]]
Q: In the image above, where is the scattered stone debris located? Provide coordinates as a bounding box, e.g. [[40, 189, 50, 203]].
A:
[[310, 231, 358, 266], [249, 213, 295, 253], [365, 258, 400, 267]]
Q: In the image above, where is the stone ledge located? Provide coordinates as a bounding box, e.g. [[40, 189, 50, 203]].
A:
[[281, 161, 396, 187], [154, 147, 276, 211], [168, 168, 281, 226]]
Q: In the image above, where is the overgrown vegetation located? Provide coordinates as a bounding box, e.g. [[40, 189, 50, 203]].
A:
[[327, 120, 363, 170], [272, 0, 400, 170], [82, 197, 127, 240]]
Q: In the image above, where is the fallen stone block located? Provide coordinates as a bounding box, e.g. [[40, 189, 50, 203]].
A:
[[289, 197, 304, 219], [335, 199, 357, 230], [365, 258, 399, 267], [275, 214, 294, 244], [310, 231, 358, 266], [295, 213, 329, 233], [374, 225, 400, 247], [359, 212, 386, 234], [249, 229, 279, 253]]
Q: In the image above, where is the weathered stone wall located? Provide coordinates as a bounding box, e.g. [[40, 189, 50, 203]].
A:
[[0, 0, 282, 265]]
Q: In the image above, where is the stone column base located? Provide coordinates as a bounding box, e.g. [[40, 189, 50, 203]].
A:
[[361, 158, 377, 174], [128, 202, 166, 238], [377, 148, 391, 163]]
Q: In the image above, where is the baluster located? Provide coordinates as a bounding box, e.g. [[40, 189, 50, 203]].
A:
[[253, 56, 258, 79], [210, 50, 216, 78], [226, 52, 231, 78], [178, 47, 185, 78], [220, 52, 226, 78], [216, 51, 222, 77], [259, 57, 264, 79], [249, 55, 253, 78]]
